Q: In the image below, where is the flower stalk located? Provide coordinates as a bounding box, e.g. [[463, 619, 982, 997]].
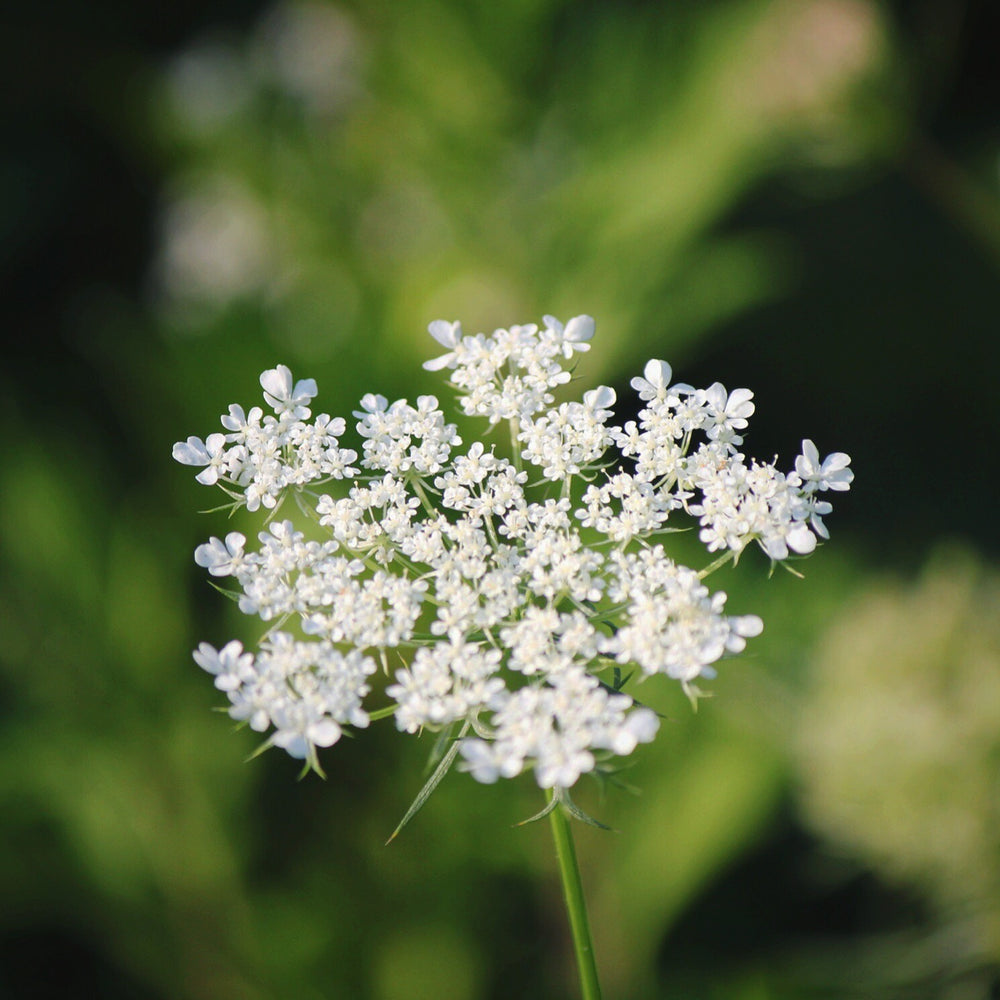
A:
[[548, 793, 602, 1000]]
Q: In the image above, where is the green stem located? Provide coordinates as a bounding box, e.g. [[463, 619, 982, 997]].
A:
[[548, 791, 602, 1000]]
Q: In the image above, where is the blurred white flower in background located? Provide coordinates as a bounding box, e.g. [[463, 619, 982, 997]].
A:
[[155, 175, 272, 316], [166, 39, 254, 132], [797, 549, 1000, 967], [252, 1, 365, 117], [153, 2, 367, 328]]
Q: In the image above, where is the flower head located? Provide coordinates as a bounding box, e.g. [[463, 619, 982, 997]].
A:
[[175, 313, 851, 798]]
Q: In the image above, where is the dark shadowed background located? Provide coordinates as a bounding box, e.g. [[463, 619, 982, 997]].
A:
[[2, 1, 999, 997]]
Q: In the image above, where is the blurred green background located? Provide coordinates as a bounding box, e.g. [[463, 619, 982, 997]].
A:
[[2, 0, 999, 997]]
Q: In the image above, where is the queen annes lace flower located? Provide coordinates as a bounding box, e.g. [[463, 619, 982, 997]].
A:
[[175, 314, 851, 796]]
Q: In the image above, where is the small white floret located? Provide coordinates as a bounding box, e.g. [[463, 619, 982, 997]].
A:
[[631, 359, 673, 400]]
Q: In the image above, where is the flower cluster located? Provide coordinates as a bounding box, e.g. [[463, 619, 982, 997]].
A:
[[174, 314, 852, 792]]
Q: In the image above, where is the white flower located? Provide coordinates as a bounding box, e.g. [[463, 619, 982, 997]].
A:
[[519, 388, 616, 481], [423, 319, 464, 371], [194, 531, 246, 576], [630, 359, 673, 401], [700, 383, 755, 445], [600, 707, 660, 756], [543, 313, 595, 358], [221, 635, 375, 761], [192, 640, 254, 692], [794, 439, 854, 492], [458, 737, 522, 784], [220, 403, 263, 437], [460, 669, 659, 789], [387, 640, 504, 733], [173, 435, 211, 466], [172, 432, 230, 485], [259, 364, 317, 417], [583, 384, 616, 414]]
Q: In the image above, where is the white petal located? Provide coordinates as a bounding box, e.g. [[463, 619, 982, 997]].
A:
[[726, 388, 755, 418], [733, 614, 764, 637], [584, 385, 616, 409], [822, 451, 851, 472], [627, 707, 660, 743], [273, 732, 309, 758], [422, 353, 455, 371], [172, 437, 209, 465], [308, 720, 342, 748], [291, 377, 318, 401], [260, 365, 293, 400], [563, 314, 595, 344], [195, 466, 221, 485], [786, 524, 817, 554], [643, 359, 672, 389], [224, 531, 246, 554], [192, 642, 222, 674], [428, 319, 462, 349]]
